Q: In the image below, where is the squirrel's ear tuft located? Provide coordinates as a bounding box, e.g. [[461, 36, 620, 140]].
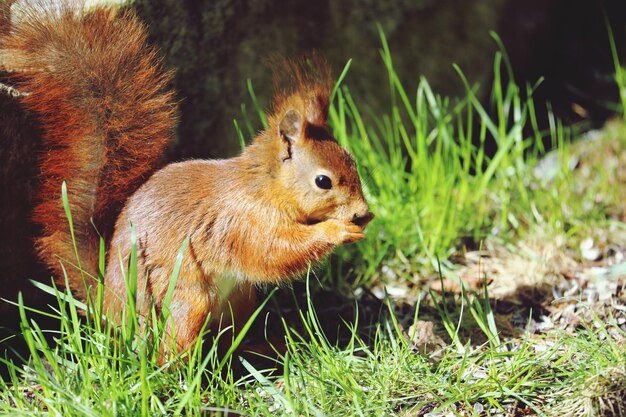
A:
[[270, 53, 332, 126], [305, 93, 329, 125], [278, 108, 302, 161]]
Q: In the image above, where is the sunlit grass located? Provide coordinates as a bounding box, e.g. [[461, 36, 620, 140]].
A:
[[330, 30, 624, 286], [3, 263, 624, 416]]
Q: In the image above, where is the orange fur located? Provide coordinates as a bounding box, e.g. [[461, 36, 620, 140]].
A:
[[0, 1, 15, 36], [1, 2, 176, 300], [2, 2, 373, 354]]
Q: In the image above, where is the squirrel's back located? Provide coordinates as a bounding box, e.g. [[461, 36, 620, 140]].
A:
[[0, 1, 177, 299]]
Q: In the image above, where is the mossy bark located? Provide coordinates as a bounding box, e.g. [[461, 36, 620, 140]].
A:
[[131, 0, 513, 159], [130, 0, 625, 159]]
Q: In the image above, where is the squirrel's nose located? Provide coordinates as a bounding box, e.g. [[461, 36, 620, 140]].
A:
[[353, 211, 374, 228]]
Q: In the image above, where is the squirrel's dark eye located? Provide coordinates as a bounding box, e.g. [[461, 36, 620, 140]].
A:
[[315, 175, 332, 190]]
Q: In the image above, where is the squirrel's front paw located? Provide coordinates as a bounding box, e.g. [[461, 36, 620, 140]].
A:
[[320, 219, 364, 245]]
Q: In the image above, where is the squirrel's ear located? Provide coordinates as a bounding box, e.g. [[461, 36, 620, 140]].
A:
[[278, 109, 303, 161]]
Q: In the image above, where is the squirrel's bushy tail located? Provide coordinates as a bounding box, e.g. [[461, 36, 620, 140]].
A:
[[0, 1, 176, 300]]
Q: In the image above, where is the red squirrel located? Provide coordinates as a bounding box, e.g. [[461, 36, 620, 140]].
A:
[[0, 2, 373, 353]]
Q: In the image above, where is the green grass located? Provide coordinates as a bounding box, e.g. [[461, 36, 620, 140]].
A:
[[332, 29, 623, 286], [607, 15, 626, 121], [2, 30, 626, 416], [265, 306, 625, 416], [2, 274, 625, 416]]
